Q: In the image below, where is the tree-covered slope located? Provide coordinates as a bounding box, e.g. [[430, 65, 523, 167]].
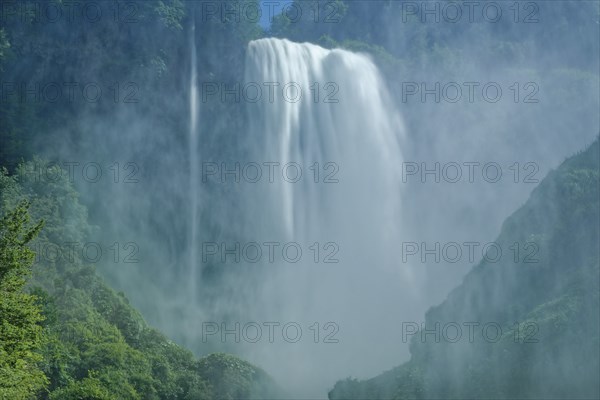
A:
[[0, 164, 282, 399], [330, 137, 600, 399]]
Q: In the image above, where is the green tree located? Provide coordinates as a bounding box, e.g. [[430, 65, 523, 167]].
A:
[[0, 201, 47, 399]]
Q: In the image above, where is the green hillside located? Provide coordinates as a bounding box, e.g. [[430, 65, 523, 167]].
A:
[[0, 163, 282, 399], [330, 138, 600, 399]]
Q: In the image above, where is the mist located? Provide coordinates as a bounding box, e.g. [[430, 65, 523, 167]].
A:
[[3, 0, 598, 398]]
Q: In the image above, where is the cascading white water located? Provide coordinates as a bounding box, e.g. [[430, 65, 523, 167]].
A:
[[188, 17, 199, 299], [243, 38, 404, 241], [233, 38, 413, 398]]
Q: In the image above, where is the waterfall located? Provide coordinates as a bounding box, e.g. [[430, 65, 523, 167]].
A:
[[231, 38, 409, 397], [188, 16, 199, 300], [243, 38, 404, 243]]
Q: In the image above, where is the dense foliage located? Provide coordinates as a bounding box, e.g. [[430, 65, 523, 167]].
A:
[[0, 164, 281, 399], [0, 201, 46, 399]]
